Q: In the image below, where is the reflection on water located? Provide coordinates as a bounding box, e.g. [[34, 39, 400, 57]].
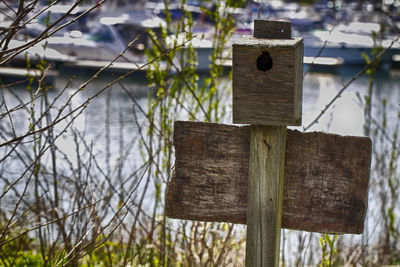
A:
[[2, 66, 399, 188], [23, 66, 398, 145], [302, 67, 400, 136], [302, 71, 365, 135], [2, 68, 400, 158]]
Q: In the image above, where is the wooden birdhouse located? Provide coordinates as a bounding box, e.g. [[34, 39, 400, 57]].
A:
[[232, 20, 303, 126]]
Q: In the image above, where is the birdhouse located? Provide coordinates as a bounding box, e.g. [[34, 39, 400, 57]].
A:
[[232, 20, 303, 126]]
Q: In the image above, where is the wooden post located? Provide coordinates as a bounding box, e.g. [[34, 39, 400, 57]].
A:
[[165, 18, 370, 267], [246, 126, 286, 267], [235, 20, 301, 267]]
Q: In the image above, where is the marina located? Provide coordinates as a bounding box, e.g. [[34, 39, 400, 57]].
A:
[[1, 1, 400, 76]]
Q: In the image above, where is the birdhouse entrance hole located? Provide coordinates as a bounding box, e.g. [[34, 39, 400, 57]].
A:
[[257, 51, 273, 72]]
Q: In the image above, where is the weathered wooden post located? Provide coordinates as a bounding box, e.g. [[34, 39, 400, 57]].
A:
[[232, 19, 303, 267], [165, 19, 371, 267]]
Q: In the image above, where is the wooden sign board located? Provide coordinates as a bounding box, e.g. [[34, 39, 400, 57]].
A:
[[166, 121, 372, 234]]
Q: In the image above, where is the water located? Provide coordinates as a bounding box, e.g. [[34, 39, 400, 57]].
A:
[[73, 66, 400, 140], [2, 65, 399, 202], [50, 70, 150, 163], [71, 66, 399, 138], [302, 66, 400, 136]]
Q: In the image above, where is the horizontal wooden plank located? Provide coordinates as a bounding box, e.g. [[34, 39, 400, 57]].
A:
[[166, 121, 372, 234]]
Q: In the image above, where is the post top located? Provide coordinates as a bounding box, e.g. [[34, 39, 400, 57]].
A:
[[232, 36, 302, 49], [253, 19, 291, 39]]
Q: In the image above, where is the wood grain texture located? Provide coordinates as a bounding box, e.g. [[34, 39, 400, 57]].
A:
[[283, 130, 371, 233], [253, 19, 291, 39], [165, 121, 372, 234], [246, 126, 286, 267], [232, 37, 303, 126], [294, 40, 303, 122], [166, 121, 250, 223]]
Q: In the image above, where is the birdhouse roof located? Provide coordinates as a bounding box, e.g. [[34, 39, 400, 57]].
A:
[[233, 36, 302, 49]]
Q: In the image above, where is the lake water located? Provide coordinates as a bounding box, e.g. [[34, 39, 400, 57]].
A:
[[74, 66, 400, 139], [3, 65, 397, 159], [303, 66, 400, 135]]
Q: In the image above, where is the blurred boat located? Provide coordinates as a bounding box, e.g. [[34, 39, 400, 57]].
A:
[[391, 54, 400, 68], [303, 56, 344, 72], [2, 39, 73, 67], [302, 22, 400, 66], [40, 10, 166, 65], [166, 33, 214, 72], [25, 4, 93, 38], [0, 66, 58, 85]]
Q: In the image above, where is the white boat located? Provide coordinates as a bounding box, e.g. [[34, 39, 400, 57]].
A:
[[302, 22, 400, 65], [41, 10, 166, 64], [3, 39, 73, 67], [166, 32, 214, 72], [0, 39, 71, 83], [26, 4, 92, 38]]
